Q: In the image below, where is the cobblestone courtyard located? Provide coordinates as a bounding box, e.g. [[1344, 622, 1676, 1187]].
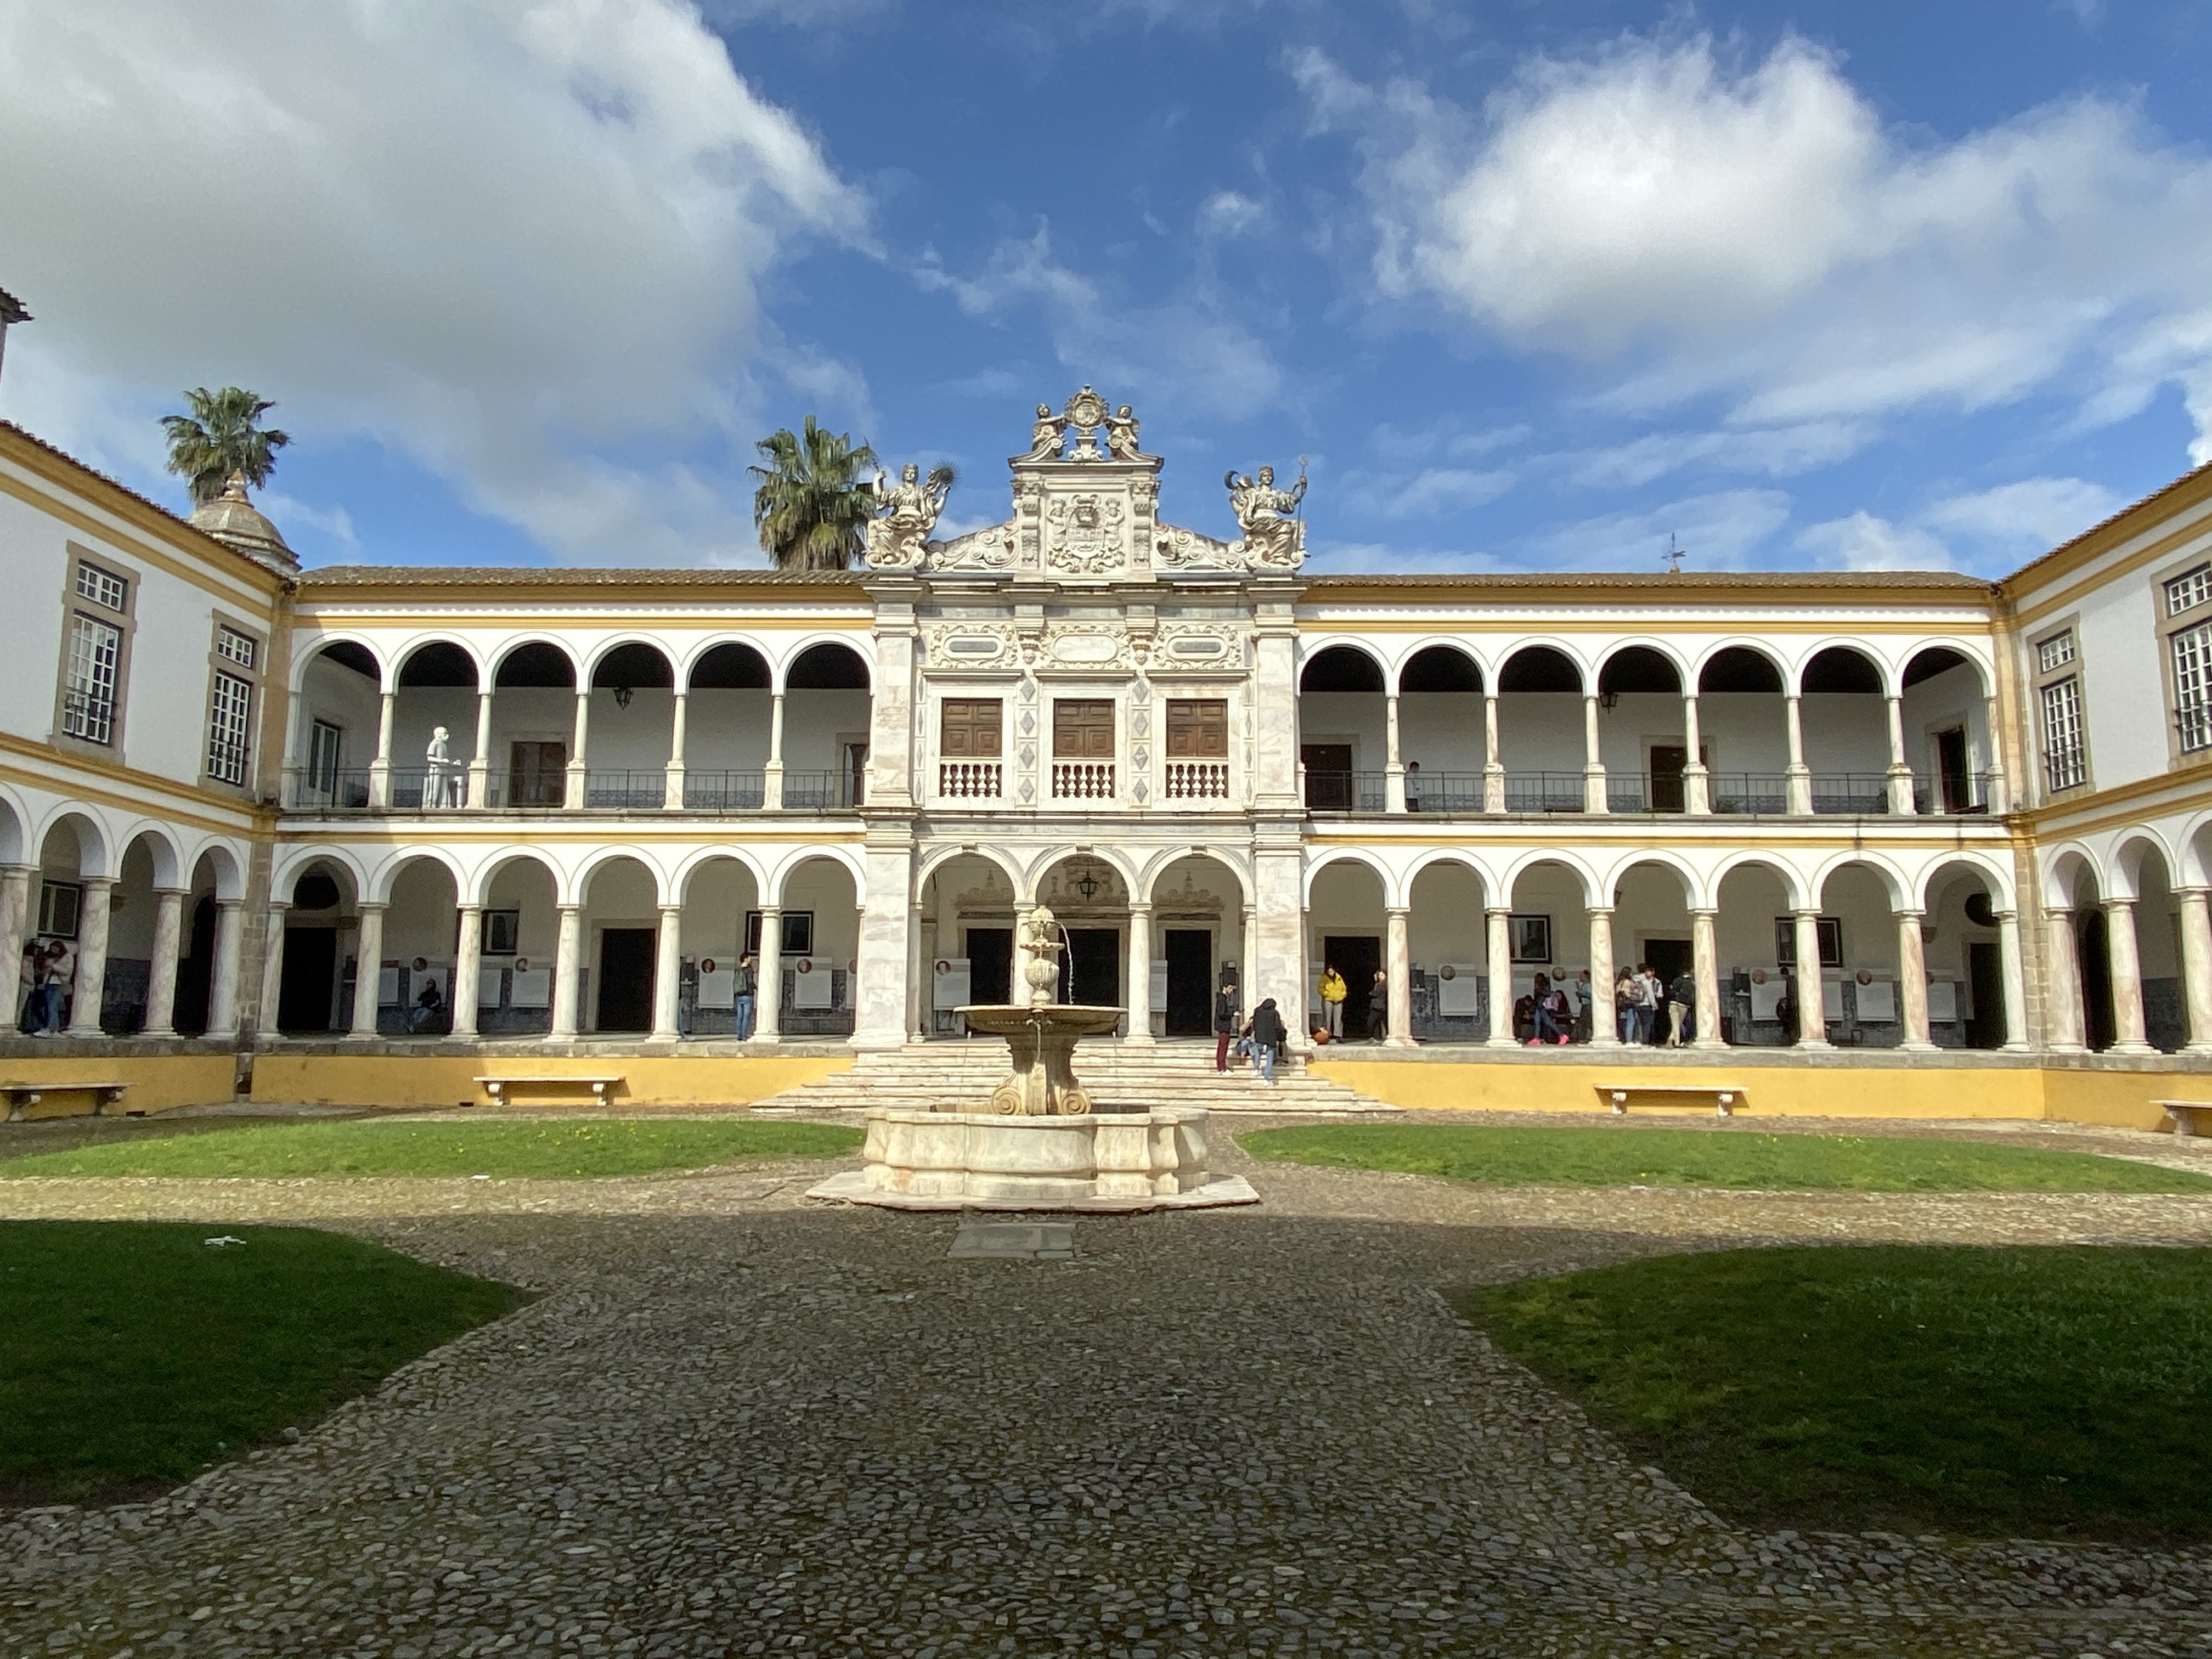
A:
[[7, 1115, 2212, 1657]]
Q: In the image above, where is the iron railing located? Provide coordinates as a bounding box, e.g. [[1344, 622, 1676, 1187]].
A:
[[1404, 771, 1486, 814], [1707, 773, 1792, 815], [1503, 771, 1586, 813], [684, 769, 766, 811], [583, 770, 668, 811], [1917, 771, 1996, 815], [1302, 769, 1385, 813], [283, 767, 375, 811], [1808, 772, 1894, 815], [783, 769, 861, 811]]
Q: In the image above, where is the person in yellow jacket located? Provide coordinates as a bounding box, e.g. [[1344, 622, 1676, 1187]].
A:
[[1317, 964, 1347, 1039]]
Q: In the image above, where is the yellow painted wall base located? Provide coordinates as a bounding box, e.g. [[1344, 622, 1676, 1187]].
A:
[[1311, 1058, 2205, 1135], [0, 1054, 240, 1117], [249, 1052, 853, 1110]]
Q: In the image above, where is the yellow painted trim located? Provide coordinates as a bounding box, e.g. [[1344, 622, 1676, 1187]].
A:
[[274, 827, 866, 845], [295, 608, 872, 628], [0, 444, 283, 614], [1301, 830, 2013, 849], [248, 1051, 853, 1109], [0, 1053, 240, 1115], [2001, 464, 2212, 605], [0, 748, 270, 838], [1297, 617, 1994, 635], [2019, 769, 2212, 835], [2008, 514, 2212, 629]]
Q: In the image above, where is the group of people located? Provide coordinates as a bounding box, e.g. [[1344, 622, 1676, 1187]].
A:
[[1313, 963, 1389, 1043], [15, 937, 74, 1035], [1214, 977, 1290, 1082], [1612, 963, 1700, 1046]]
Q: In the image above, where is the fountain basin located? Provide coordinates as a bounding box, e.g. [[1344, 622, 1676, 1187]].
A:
[[807, 1105, 1257, 1212]]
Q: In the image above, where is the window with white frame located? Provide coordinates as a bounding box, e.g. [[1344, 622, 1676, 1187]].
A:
[[215, 626, 257, 669], [2041, 676, 2086, 791], [37, 879, 81, 938], [206, 670, 253, 785], [74, 561, 127, 612], [2168, 563, 2212, 617], [308, 719, 343, 794], [2036, 630, 2076, 674], [63, 613, 122, 744], [2175, 619, 2212, 754]]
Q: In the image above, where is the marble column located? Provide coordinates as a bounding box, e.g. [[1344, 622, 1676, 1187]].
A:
[[550, 904, 583, 1039], [1982, 695, 2008, 812], [853, 837, 917, 1051], [369, 689, 397, 809], [1897, 909, 1934, 1050], [1996, 907, 2030, 1052], [565, 689, 591, 809], [207, 900, 245, 1038], [1691, 907, 1725, 1049], [1126, 902, 1155, 1042], [664, 689, 690, 809], [907, 900, 929, 1041], [1885, 693, 1916, 815], [1384, 693, 1406, 814], [451, 904, 483, 1039], [253, 899, 290, 1040], [2104, 897, 2154, 1053], [0, 865, 29, 1028], [764, 691, 787, 811], [1793, 909, 1829, 1047], [1581, 693, 1607, 813], [351, 902, 386, 1038], [1385, 905, 1413, 1047], [1482, 691, 1505, 813], [59, 876, 115, 1037], [1784, 693, 1812, 815], [2042, 906, 2085, 1052], [1587, 906, 1617, 1047], [142, 885, 185, 1037], [651, 904, 682, 1040], [1241, 903, 1257, 1007], [1486, 907, 1515, 1046], [467, 689, 494, 809], [1681, 692, 1709, 815], [754, 906, 783, 1043], [2179, 887, 2212, 1052]]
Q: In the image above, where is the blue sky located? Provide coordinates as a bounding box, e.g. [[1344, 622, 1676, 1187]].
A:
[[5, 1, 2212, 577]]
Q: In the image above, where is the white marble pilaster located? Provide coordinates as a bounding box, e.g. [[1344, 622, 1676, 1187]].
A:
[[467, 689, 494, 809], [1126, 902, 1154, 1042], [0, 865, 30, 1027], [551, 904, 583, 1039], [2042, 907, 2085, 1052], [2179, 887, 2212, 1052], [351, 902, 386, 1038], [1793, 909, 1829, 1047], [142, 886, 185, 1037], [1896, 909, 1934, 1050], [451, 905, 484, 1039], [62, 877, 115, 1038], [1385, 905, 1413, 1047], [651, 904, 682, 1040], [207, 900, 245, 1038], [252, 899, 289, 1041], [1486, 907, 1514, 1046], [1587, 906, 1617, 1047], [1784, 693, 1812, 814], [1996, 907, 2030, 1052], [754, 906, 784, 1044], [853, 839, 917, 1051], [664, 690, 689, 809], [1691, 908, 1725, 1049], [565, 689, 591, 810], [2103, 897, 2154, 1053]]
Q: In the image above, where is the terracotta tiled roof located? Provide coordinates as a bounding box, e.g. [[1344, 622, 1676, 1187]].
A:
[[300, 564, 864, 587], [1999, 455, 2212, 591], [1304, 569, 1994, 591]]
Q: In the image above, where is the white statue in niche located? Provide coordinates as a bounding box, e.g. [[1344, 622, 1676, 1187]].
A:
[[424, 726, 463, 809], [1224, 461, 1308, 568], [865, 461, 955, 569]]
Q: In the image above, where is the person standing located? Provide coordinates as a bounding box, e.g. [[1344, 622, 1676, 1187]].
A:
[[1368, 968, 1389, 1042], [734, 951, 758, 1041], [1249, 996, 1285, 1085], [1635, 963, 1662, 1046], [1404, 760, 1423, 812], [1317, 963, 1346, 1040], [1667, 966, 1696, 1046], [1614, 968, 1639, 1043], [31, 939, 71, 1036], [1213, 975, 1241, 1071]]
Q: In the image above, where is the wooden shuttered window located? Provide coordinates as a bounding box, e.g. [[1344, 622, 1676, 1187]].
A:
[[1052, 698, 1114, 759], [940, 698, 1003, 758], [1165, 699, 1227, 759]]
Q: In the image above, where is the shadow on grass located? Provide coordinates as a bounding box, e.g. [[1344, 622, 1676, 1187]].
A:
[[1457, 1244, 2212, 1545], [0, 1221, 526, 1506]]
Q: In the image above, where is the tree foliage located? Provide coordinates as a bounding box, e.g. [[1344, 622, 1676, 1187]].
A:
[[749, 416, 878, 572], [161, 387, 291, 506]]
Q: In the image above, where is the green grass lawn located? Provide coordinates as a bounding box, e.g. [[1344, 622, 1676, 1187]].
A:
[[1239, 1123, 2212, 1192], [0, 1221, 521, 1505], [1458, 1245, 2212, 1543], [0, 1119, 864, 1180]]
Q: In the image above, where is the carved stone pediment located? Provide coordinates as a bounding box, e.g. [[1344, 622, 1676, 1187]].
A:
[[923, 623, 1020, 670], [1045, 492, 1128, 576]]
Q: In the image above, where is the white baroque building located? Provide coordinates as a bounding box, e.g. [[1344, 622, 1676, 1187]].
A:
[[5, 381, 2212, 1123]]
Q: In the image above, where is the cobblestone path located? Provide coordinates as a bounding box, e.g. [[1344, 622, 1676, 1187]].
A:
[[4, 1132, 2211, 1656]]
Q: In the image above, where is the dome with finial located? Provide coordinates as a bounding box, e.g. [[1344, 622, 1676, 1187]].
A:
[[189, 471, 296, 573]]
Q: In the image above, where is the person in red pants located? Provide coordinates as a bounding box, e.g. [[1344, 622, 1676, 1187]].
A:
[[1214, 976, 1242, 1071]]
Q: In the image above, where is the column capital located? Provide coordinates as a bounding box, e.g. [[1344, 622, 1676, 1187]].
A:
[[658, 902, 684, 916], [1128, 900, 1153, 915], [456, 900, 482, 914], [356, 899, 388, 915], [2103, 895, 2137, 913], [264, 898, 290, 913], [1893, 906, 1925, 922], [1993, 907, 2018, 921], [1689, 905, 1718, 918], [1587, 904, 1615, 918], [759, 902, 783, 916], [81, 873, 118, 890], [153, 884, 188, 898], [1792, 906, 1821, 920], [2176, 885, 2211, 900], [1485, 904, 1512, 918], [1, 861, 35, 877], [216, 896, 246, 912]]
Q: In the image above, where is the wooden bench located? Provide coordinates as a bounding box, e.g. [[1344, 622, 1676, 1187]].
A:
[[1596, 1084, 1744, 1119], [4, 1081, 129, 1122], [475, 1074, 623, 1107], [2154, 1100, 2212, 1137]]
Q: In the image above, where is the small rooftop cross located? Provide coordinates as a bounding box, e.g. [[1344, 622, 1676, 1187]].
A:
[[1663, 532, 1686, 575]]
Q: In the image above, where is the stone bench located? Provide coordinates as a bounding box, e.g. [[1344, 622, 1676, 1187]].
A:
[[4, 1081, 128, 1122], [2154, 1100, 2212, 1138], [475, 1075, 623, 1107], [1596, 1084, 1743, 1119]]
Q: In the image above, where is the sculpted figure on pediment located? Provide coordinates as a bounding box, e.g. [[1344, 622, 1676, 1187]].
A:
[[1224, 461, 1308, 569], [865, 461, 955, 569], [1024, 403, 1066, 460]]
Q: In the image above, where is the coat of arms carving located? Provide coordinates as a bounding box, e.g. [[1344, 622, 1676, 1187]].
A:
[[1045, 492, 1127, 575]]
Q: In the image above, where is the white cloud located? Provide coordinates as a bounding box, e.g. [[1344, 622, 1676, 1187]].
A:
[[917, 227, 1283, 421], [1342, 465, 1514, 520], [1197, 190, 1266, 238], [0, 0, 865, 564], [1922, 476, 2125, 551], [1328, 34, 2212, 464], [1796, 511, 1956, 572], [1558, 421, 1866, 489], [1526, 489, 1794, 572]]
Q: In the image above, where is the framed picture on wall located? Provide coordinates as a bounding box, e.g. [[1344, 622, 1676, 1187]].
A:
[[744, 910, 815, 956], [1508, 913, 1552, 964], [1774, 916, 1843, 968]]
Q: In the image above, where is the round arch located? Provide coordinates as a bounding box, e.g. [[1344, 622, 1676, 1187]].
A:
[[585, 639, 677, 689], [1695, 642, 1789, 694], [369, 847, 468, 906], [1137, 847, 1250, 906], [1796, 641, 1892, 697], [1301, 848, 1396, 906], [472, 848, 565, 909], [673, 846, 771, 904], [768, 845, 867, 906], [1902, 644, 1994, 700], [1497, 641, 1589, 695], [1402, 849, 1498, 902], [1594, 640, 1688, 695], [270, 844, 366, 909], [34, 808, 112, 880], [1597, 849, 1702, 908], [916, 842, 1026, 895], [291, 633, 389, 696], [393, 636, 485, 689], [2108, 829, 2179, 902], [1810, 851, 1911, 912], [1299, 641, 1388, 694], [571, 847, 674, 909], [1913, 850, 2017, 913], [0, 783, 27, 866], [1020, 844, 1140, 906], [490, 639, 581, 688], [684, 639, 774, 690], [2180, 811, 2212, 888], [778, 636, 874, 693], [183, 839, 249, 902], [2043, 844, 2104, 910], [1497, 849, 1600, 909], [1708, 851, 1811, 913], [115, 823, 185, 891], [1395, 641, 1485, 695]]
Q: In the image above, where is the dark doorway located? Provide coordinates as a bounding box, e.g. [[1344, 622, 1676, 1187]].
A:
[[276, 928, 338, 1033], [1646, 746, 1708, 814], [1937, 727, 1973, 812], [1060, 928, 1120, 1012], [1302, 743, 1353, 812], [173, 895, 216, 1036], [1643, 938, 1694, 1044], [2078, 909, 2115, 1052], [1323, 934, 1383, 1039], [1967, 941, 2006, 1049], [1164, 929, 1212, 1036], [596, 928, 656, 1032], [967, 927, 1012, 1008]]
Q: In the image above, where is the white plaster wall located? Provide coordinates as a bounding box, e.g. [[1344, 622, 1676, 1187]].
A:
[[1612, 865, 1692, 966], [121, 564, 236, 788], [1397, 695, 1484, 774], [1900, 662, 1988, 779], [1406, 861, 1487, 969], [783, 689, 871, 774], [298, 656, 381, 772], [2070, 575, 2165, 792], [383, 860, 461, 963], [0, 494, 69, 750], [685, 689, 772, 771], [486, 687, 573, 773], [1496, 693, 1584, 773], [1714, 866, 1793, 970], [108, 839, 158, 957], [390, 688, 478, 774], [677, 857, 759, 961], [483, 859, 561, 963], [583, 690, 678, 774], [1797, 696, 1892, 777], [1297, 693, 1386, 770], [780, 859, 860, 964]]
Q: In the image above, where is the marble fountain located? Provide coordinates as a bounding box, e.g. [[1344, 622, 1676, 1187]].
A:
[[808, 907, 1259, 1212]]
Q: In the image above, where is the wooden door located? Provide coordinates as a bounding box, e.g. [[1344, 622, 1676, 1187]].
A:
[[509, 741, 566, 808], [1053, 699, 1115, 758], [1301, 743, 1352, 811], [596, 928, 656, 1032], [1166, 700, 1228, 758]]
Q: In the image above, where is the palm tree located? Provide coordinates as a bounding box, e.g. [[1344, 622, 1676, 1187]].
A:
[[161, 387, 291, 506], [750, 416, 878, 572]]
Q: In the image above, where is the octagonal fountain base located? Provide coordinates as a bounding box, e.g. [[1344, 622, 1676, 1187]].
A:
[[807, 1105, 1259, 1214]]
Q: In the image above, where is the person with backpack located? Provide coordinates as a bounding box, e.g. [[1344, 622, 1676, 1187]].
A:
[[1249, 996, 1286, 1084], [1667, 967, 1697, 1046], [1635, 963, 1663, 1045], [1214, 975, 1241, 1071], [1613, 967, 1639, 1043]]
